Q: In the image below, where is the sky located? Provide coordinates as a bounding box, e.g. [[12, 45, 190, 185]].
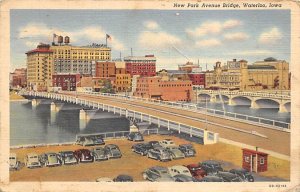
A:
[[10, 9, 290, 72]]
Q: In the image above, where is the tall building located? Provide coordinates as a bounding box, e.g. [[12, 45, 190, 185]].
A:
[[205, 58, 289, 91], [26, 44, 53, 91], [134, 76, 192, 101], [50, 40, 111, 76], [124, 55, 156, 77]]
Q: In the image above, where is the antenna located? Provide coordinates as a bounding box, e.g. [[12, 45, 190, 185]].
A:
[[120, 52, 122, 60], [131, 48, 133, 57]]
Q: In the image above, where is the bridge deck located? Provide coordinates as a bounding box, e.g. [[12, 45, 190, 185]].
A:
[[67, 93, 290, 156]]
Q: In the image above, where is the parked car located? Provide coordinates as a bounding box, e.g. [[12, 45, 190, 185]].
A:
[[173, 174, 199, 182], [74, 149, 94, 163], [131, 142, 152, 156], [216, 171, 243, 182], [168, 165, 192, 177], [142, 166, 174, 182], [200, 160, 223, 175], [58, 151, 78, 165], [127, 132, 144, 142], [178, 144, 196, 157], [104, 144, 122, 159], [159, 139, 176, 148], [91, 147, 109, 161], [40, 153, 62, 167], [166, 146, 185, 159], [76, 136, 95, 146], [24, 153, 42, 168], [96, 177, 114, 182], [90, 135, 105, 145], [199, 175, 224, 182], [113, 174, 133, 182], [186, 164, 207, 180], [9, 153, 20, 171], [147, 147, 171, 161], [229, 168, 254, 182], [148, 141, 161, 148]]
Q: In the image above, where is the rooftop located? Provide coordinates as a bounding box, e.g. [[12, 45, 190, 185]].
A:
[[247, 65, 276, 70]]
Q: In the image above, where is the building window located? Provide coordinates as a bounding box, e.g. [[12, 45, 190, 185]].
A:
[[244, 156, 250, 163], [260, 157, 265, 165]]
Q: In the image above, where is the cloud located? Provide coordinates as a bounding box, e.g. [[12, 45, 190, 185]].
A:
[[224, 32, 249, 41], [138, 31, 182, 49], [18, 23, 125, 50], [186, 19, 242, 38], [259, 27, 282, 44], [226, 50, 274, 56], [223, 20, 242, 29], [195, 39, 222, 48], [144, 21, 159, 30]]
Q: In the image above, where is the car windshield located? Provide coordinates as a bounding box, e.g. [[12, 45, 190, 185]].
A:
[[95, 148, 104, 151], [160, 170, 168, 174], [49, 154, 56, 157], [9, 157, 16, 160], [182, 170, 189, 173], [30, 156, 38, 159]]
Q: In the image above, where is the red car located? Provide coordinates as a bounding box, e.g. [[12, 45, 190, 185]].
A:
[[186, 164, 207, 180], [74, 149, 94, 163]]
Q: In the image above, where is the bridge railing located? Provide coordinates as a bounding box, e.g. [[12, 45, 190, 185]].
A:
[[73, 91, 290, 130]]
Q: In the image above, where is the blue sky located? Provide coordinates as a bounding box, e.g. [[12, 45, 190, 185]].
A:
[[10, 9, 290, 72]]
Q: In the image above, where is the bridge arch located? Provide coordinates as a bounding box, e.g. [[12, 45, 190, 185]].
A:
[[197, 93, 211, 101], [230, 96, 252, 106], [251, 98, 281, 109]]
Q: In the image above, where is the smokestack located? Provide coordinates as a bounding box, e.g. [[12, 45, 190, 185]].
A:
[[255, 146, 258, 151], [131, 48, 133, 57], [120, 52, 122, 60]]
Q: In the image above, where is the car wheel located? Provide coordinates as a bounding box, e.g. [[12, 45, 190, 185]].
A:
[[131, 148, 135, 152]]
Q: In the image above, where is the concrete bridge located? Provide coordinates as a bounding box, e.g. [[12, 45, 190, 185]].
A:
[[194, 89, 291, 113], [20, 91, 290, 159]]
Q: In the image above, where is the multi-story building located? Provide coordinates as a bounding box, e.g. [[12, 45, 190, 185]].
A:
[[52, 74, 81, 91], [205, 58, 289, 91], [134, 76, 192, 101], [115, 61, 126, 74], [50, 40, 111, 76], [10, 68, 27, 88], [115, 74, 132, 92], [188, 73, 205, 88], [26, 44, 53, 91], [95, 61, 116, 77], [124, 55, 156, 77]]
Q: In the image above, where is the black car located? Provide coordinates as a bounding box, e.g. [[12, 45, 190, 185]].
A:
[[113, 174, 133, 182], [104, 144, 122, 159], [58, 151, 78, 165], [90, 135, 105, 145], [127, 132, 144, 142], [199, 175, 224, 182], [131, 143, 153, 156], [200, 160, 223, 175], [178, 144, 196, 157], [173, 174, 199, 182], [216, 171, 243, 182], [229, 168, 254, 182]]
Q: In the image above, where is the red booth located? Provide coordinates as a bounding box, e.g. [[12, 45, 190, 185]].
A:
[[242, 148, 268, 173]]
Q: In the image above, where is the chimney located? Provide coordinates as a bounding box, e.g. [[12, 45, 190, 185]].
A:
[[233, 59, 237, 62]]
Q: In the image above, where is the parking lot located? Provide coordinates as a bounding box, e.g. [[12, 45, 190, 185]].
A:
[[10, 135, 289, 181]]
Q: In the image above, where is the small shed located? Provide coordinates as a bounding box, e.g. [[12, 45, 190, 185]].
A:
[[242, 148, 268, 173]]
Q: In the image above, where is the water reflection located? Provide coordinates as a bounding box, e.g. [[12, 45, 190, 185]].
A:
[[10, 100, 129, 146]]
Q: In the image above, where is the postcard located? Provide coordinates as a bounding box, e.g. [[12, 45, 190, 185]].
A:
[[0, 0, 299, 191]]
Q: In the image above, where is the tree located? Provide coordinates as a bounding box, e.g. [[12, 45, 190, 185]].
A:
[[100, 79, 115, 94]]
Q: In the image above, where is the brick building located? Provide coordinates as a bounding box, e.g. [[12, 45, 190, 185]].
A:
[[115, 74, 132, 92], [124, 55, 156, 77], [10, 68, 27, 88], [188, 73, 205, 87], [52, 73, 81, 91], [95, 61, 116, 77], [134, 76, 192, 101], [26, 43, 53, 91]]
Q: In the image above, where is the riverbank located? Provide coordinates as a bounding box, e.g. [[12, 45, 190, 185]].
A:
[[10, 135, 289, 181], [10, 91, 26, 101]]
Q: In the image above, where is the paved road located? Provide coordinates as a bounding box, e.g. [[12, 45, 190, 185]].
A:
[[62, 93, 290, 156]]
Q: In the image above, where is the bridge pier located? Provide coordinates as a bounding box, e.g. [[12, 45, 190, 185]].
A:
[[31, 99, 41, 108], [210, 95, 216, 103], [250, 100, 259, 109], [279, 103, 288, 113], [228, 98, 236, 106]]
